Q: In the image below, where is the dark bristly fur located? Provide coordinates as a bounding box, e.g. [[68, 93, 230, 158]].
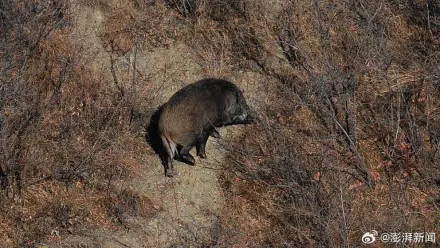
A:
[[158, 78, 256, 177]]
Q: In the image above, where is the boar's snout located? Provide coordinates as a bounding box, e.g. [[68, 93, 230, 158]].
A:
[[234, 107, 259, 124], [245, 108, 260, 123]]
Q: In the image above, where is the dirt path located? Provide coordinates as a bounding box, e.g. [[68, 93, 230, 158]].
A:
[[59, 143, 227, 247], [55, 2, 230, 247], [122, 141, 227, 247]]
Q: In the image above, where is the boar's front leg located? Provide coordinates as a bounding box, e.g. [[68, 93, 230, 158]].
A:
[[196, 129, 212, 159], [210, 128, 220, 138]]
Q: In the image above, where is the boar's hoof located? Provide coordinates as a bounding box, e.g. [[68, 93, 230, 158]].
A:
[[166, 169, 174, 177], [181, 153, 195, 166], [210, 129, 221, 139], [197, 151, 207, 159]]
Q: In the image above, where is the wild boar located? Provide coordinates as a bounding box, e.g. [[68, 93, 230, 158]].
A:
[[158, 78, 256, 177]]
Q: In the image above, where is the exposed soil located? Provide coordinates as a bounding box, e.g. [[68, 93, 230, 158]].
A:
[[47, 2, 248, 247]]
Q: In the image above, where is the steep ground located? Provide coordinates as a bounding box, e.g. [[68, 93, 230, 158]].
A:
[[48, 2, 257, 247]]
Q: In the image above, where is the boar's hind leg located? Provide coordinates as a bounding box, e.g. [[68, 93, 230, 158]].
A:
[[161, 136, 175, 177], [165, 156, 174, 177]]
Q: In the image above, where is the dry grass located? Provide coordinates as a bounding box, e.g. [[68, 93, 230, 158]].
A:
[[0, 1, 160, 246], [0, 0, 439, 246], [187, 0, 440, 246]]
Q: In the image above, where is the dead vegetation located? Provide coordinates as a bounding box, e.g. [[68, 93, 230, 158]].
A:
[[0, 0, 439, 247], [0, 1, 159, 246]]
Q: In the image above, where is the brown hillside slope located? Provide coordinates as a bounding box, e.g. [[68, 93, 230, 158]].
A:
[[0, 0, 438, 247]]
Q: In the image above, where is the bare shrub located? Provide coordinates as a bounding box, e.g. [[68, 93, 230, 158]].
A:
[[213, 0, 439, 246], [388, 0, 440, 36], [165, 0, 246, 20], [0, 0, 70, 190], [0, 1, 158, 245], [1, 0, 438, 246]]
